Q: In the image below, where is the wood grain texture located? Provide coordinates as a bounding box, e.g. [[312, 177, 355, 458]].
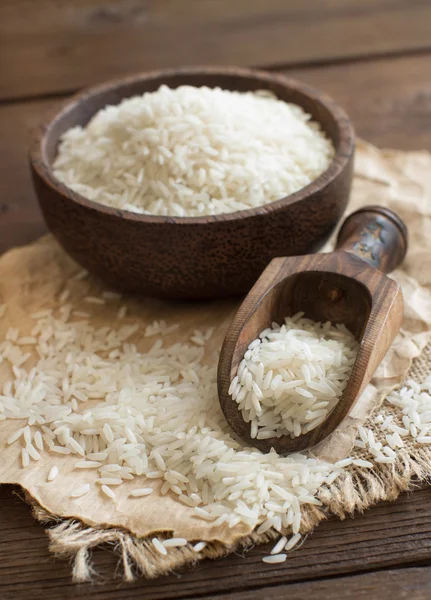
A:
[[0, 99, 57, 252], [336, 206, 408, 275], [2, 0, 431, 101], [204, 568, 431, 600], [29, 67, 354, 300], [288, 53, 431, 151], [2, 483, 431, 599], [218, 207, 406, 453]]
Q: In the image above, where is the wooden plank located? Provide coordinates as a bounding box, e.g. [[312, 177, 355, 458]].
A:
[[287, 54, 431, 151], [203, 567, 431, 599], [1, 52, 430, 255], [2, 0, 431, 100], [1, 484, 431, 599], [0, 99, 55, 252]]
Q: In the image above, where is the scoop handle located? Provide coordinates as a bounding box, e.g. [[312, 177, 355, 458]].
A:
[[335, 205, 408, 274]]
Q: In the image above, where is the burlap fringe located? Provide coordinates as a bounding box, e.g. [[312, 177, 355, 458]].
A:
[[29, 498, 324, 582], [26, 345, 431, 582]]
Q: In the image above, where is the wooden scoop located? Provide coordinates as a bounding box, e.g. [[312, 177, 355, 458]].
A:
[[217, 206, 408, 454]]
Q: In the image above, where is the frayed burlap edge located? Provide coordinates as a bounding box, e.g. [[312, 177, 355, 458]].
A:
[[28, 497, 322, 582], [22, 344, 431, 582]]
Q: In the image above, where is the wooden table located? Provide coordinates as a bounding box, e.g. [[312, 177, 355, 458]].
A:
[[1, 1, 431, 598]]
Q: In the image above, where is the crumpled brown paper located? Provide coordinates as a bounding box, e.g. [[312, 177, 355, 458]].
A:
[[0, 139, 430, 546]]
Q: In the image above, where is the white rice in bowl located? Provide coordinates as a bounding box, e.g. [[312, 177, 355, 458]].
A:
[[53, 85, 335, 217]]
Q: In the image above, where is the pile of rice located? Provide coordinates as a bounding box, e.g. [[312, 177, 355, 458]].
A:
[[53, 85, 335, 217], [1, 279, 429, 566], [0, 281, 348, 549], [355, 376, 431, 463], [229, 313, 358, 439]]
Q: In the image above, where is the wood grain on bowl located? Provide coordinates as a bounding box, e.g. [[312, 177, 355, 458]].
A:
[[29, 66, 355, 300], [218, 206, 407, 453]]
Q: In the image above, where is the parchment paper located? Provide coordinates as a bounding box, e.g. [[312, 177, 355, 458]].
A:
[[0, 139, 430, 545]]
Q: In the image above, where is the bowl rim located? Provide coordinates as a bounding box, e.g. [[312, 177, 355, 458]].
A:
[[29, 65, 355, 226]]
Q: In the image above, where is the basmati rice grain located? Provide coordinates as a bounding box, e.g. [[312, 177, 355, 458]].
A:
[[352, 459, 373, 468], [292, 511, 301, 534], [7, 427, 25, 445], [59, 289, 70, 303], [152, 451, 166, 471], [75, 461, 102, 468], [52, 446, 72, 455], [271, 536, 287, 555], [162, 538, 188, 548], [103, 423, 114, 443], [73, 311, 90, 318], [73, 269, 88, 281], [389, 424, 408, 436], [34, 431, 44, 451], [101, 484, 116, 499], [394, 432, 404, 447], [375, 456, 395, 464], [383, 446, 396, 458], [193, 542, 207, 552], [31, 310, 52, 319], [97, 478, 123, 485], [118, 306, 127, 319], [70, 484, 90, 498], [84, 297, 105, 305], [68, 437, 85, 456], [21, 448, 29, 468], [102, 291, 122, 300], [359, 426, 369, 444], [88, 452, 108, 461], [26, 443, 41, 461], [42, 434, 55, 449], [417, 436, 431, 444], [23, 426, 32, 445], [129, 488, 153, 497], [325, 471, 341, 485], [256, 518, 277, 535], [179, 494, 196, 507], [47, 466, 59, 481], [194, 507, 214, 521], [152, 538, 167, 555], [262, 554, 287, 564], [285, 533, 302, 551], [335, 458, 353, 468], [101, 464, 122, 473]]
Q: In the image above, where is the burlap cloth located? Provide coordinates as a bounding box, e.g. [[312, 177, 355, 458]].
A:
[[1, 140, 431, 580]]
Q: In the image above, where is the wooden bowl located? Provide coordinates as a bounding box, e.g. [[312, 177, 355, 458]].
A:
[[29, 67, 355, 300]]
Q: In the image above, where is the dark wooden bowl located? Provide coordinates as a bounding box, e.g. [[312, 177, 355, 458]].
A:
[[29, 66, 355, 300]]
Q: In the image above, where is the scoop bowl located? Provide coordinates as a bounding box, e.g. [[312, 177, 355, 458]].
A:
[[218, 206, 407, 454]]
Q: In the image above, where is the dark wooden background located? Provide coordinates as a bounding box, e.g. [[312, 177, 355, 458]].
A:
[[1, 1, 431, 598]]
